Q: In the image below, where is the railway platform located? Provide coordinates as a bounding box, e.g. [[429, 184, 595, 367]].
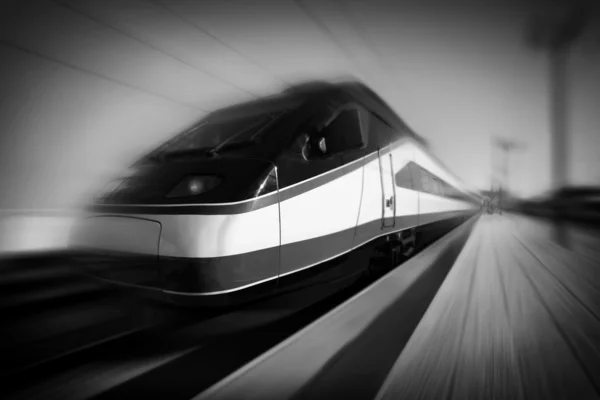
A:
[[195, 214, 600, 400]]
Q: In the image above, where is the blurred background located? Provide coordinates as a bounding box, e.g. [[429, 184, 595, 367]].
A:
[[0, 0, 599, 255], [1, 2, 600, 400]]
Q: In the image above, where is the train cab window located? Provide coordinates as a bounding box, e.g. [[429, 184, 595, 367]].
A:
[[277, 105, 368, 188], [395, 164, 413, 189], [304, 107, 367, 161]]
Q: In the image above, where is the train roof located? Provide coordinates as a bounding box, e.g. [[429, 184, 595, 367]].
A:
[[297, 80, 428, 145], [138, 80, 475, 196], [240, 80, 426, 144], [211, 80, 477, 196], [164, 79, 427, 146]]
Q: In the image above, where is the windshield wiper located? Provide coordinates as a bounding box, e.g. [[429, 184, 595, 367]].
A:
[[143, 142, 257, 162], [209, 141, 257, 155], [157, 146, 216, 160]]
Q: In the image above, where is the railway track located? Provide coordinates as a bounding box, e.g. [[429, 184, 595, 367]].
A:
[[0, 220, 465, 400], [0, 267, 371, 400]]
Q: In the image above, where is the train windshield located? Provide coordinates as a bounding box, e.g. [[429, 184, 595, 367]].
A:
[[146, 97, 302, 161]]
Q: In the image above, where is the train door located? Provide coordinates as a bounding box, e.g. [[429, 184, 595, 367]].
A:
[[275, 104, 369, 278], [379, 149, 396, 229], [368, 115, 396, 232]]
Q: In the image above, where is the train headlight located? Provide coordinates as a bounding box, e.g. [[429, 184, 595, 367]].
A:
[[166, 175, 222, 198]]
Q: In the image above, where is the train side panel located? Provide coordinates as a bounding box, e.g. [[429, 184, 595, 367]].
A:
[[278, 162, 364, 276], [354, 141, 420, 247], [156, 206, 281, 293], [353, 154, 384, 247], [70, 205, 282, 294], [418, 193, 472, 225]]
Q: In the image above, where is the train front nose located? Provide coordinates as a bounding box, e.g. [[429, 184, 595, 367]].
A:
[[69, 216, 163, 289], [68, 156, 279, 302]]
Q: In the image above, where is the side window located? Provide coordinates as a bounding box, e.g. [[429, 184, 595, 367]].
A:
[[442, 181, 452, 198], [409, 162, 422, 191], [421, 168, 432, 193], [395, 164, 413, 189], [454, 188, 463, 200], [446, 184, 456, 198], [449, 184, 459, 199], [431, 176, 439, 195], [433, 176, 444, 196]]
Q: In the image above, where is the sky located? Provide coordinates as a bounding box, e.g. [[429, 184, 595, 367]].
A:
[[0, 0, 599, 210]]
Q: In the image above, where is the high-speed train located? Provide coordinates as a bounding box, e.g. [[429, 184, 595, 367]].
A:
[[69, 81, 482, 307]]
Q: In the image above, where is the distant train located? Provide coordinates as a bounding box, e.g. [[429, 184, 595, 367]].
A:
[[69, 81, 482, 307]]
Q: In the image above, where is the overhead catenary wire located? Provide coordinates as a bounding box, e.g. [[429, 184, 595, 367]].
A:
[[53, 0, 261, 99], [0, 39, 206, 112], [331, 0, 425, 116], [294, 0, 415, 95], [149, 0, 293, 89], [291, 0, 375, 83], [332, 0, 401, 84]]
